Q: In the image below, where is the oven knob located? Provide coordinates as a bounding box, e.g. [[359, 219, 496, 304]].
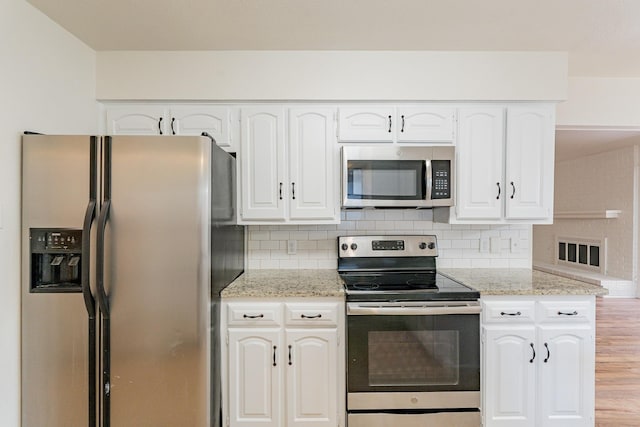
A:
[[341, 243, 349, 251], [428, 242, 436, 250], [411, 397, 418, 404], [419, 242, 427, 250], [350, 243, 358, 250]]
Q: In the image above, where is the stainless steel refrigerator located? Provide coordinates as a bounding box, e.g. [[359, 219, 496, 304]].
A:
[[21, 134, 245, 427]]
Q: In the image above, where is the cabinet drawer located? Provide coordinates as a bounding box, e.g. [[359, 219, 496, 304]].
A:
[[482, 301, 535, 324], [227, 303, 282, 326], [537, 301, 592, 323], [285, 302, 339, 327]]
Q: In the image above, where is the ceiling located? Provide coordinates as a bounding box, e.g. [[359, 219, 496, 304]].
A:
[[555, 129, 640, 162], [25, 0, 640, 77]]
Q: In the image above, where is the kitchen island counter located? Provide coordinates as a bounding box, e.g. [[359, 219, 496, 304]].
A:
[[439, 268, 608, 296], [222, 269, 345, 298]]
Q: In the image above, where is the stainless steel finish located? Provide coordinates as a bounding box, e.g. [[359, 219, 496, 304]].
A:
[[348, 391, 480, 410], [106, 136, 210, 426], [21, 135, 93, 427], [341, 145, 455, 208], [338, 235, 438, 258], [347, 301, 481, 316], [348, 411, 481, 427]]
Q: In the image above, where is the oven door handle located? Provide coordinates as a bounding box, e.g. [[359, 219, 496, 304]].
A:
[[347, 303, 481, 316]]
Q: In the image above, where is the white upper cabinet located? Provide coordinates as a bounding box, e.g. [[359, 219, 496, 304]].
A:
[[104, 104, 238, 151], [338, 107, 394, 142], [240, 106, 287, 221], [504, 105, 555, 220], [447, 103, 556, 224], [396, 106, 456, 143], [338, 105, 455, 143], [239, 106, 338, 224]]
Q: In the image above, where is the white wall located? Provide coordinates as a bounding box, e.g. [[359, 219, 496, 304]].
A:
[[248, 210, 532, 269], [95, 51, 568, 101], [557, 77, 640, 127], [533, 146, 637, 282], [0, 0, 97, 423]]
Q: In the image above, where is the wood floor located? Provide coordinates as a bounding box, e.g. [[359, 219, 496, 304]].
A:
[[596, 297, 640, 426]]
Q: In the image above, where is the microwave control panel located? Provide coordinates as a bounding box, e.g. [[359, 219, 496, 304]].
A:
[[431, 160, 451, 199]]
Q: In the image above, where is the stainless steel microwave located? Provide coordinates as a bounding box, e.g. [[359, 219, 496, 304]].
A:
[[342, 146, 455, 208]]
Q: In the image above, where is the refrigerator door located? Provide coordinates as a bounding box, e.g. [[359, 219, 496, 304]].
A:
[[21, 135, 98, 427], [101, 136, 212, 426]]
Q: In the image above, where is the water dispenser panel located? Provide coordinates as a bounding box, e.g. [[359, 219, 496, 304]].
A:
[[30, 228, 83, 293]]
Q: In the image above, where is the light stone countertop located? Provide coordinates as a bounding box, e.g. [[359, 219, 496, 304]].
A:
[[439, 268, 609, 296], [222, 269, 345, 298]]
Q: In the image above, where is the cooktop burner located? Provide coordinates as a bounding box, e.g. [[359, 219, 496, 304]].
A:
[[337, 235, 480, 302]]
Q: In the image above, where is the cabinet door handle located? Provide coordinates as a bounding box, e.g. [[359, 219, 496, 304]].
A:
[[242, 314, 264, 319], [529, 343, 536, 363], [500, 311, 521, 316], [510, 182, 516, 199], [496, 182, 501, 200], [301, 314, 322, 319], [288, 345, 293, 366], [170, 117, 176, 135], [279, 182, 283, 200], [291, 182, 296, 200], [273, 346, 277, 367], [388, 115, 392, 133], [401, 115, 405, 133], [558, 310, 578, 316], [158, 117, 163, 135], [544, 342, 550, 363]]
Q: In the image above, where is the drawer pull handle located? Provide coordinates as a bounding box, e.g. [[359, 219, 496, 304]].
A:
[[529, 343, 535, 363], [301, 314, 322, 319], [558, 310, 578, 316], [496, 182, 501, 200], [500, 311, 522, 316], [243, 314, 264, 319], [288, 345, 293, 365], [544, 342, 550, 363], [273, 346, 277, 367]]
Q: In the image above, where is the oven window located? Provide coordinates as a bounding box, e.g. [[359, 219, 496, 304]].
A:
[[368, 330, 459, 386], [347, 160, 426, 200]]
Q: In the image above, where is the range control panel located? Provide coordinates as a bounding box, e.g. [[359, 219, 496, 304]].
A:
[[339, 235, 438, 258]]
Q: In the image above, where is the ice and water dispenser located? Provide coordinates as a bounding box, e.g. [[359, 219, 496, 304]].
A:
[[30, 228, 82, 293]]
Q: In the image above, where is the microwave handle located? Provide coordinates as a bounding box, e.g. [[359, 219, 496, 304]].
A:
[[425, 160, 433, 201]]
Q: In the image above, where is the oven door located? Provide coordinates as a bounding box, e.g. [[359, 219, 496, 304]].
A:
[[346, 302, 480, 410]]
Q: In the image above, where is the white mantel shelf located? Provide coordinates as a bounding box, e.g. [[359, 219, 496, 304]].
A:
[[554, 210, 622, 219]]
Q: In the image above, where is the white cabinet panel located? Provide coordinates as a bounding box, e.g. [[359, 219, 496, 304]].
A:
[[170, 105, 233, 148], [396, 107, 455, 143], [106, 106, 168, 135], [240, 107, 286, 221], [484, 327, 536, 427], [228, 330, 282, 427], [338, 107, 394, 142], [286, 330, 338, 427]]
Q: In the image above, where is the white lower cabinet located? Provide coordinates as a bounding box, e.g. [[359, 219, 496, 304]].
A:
[[223, 299, 345, 427], [482, 297, 595, 427]]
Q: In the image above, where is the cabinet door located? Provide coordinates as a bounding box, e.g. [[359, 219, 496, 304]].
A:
[[288, 108, 337, 221], [483, 327, 536, 427], [338, 107, 394, 142], [105, 105, 168, 135], [456, 107, 505, 220], [505, 105, 555, 220], [228, 329, 282, 427], [396, 106, 455, 143], [286, 329, 338, 427], [240, 107, 286, 220], [170, 105, 235, 150], [538, 326, 594, 427]]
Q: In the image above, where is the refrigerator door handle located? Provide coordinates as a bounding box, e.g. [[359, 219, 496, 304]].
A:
[[81, 199, 97, 318], [96, 199, 111, 318]]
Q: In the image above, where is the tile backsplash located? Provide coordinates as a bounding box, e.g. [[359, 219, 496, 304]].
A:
[[247, 209, 532, 269]]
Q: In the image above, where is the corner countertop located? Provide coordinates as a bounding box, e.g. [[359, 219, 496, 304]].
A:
[[439, 268, 609, 296], [222, 269, 345, 298]]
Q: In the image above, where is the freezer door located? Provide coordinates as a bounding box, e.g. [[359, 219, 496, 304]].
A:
[[21, 135, 98, 427], [102, 136, 212, 426]]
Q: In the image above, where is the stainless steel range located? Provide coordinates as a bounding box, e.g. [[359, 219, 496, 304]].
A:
[[338, 235, 481, 427]]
